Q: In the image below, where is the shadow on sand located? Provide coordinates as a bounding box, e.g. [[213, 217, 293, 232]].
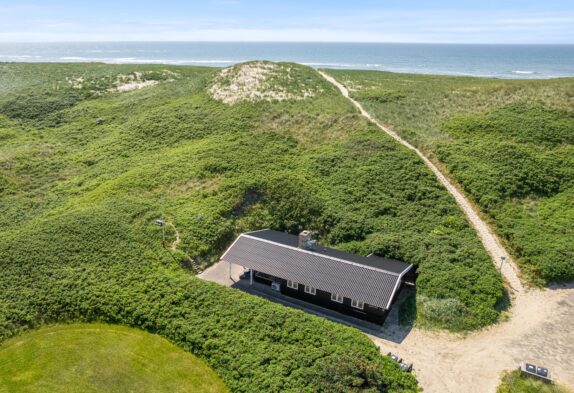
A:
[[548, 281, 574, 291]]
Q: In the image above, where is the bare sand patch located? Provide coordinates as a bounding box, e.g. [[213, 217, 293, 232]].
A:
[[66, 76, 85, 89], [208, 61, 321, 104], [169, 177, 221, 196], [66, 70, 178, 94], [115, 79, 158, 92], [112, 72, 160, 92], [371, 287, 574, 393]]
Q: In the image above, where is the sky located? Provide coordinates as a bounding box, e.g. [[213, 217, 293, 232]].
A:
[[0, 0, 573, 44]]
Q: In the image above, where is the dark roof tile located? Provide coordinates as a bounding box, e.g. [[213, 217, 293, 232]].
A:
[[221, 229, 413, 310]]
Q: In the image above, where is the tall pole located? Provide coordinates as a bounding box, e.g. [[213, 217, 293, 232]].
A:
[[161, 194, 165, 245]]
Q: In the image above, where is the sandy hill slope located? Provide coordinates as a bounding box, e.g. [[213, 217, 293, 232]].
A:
[[208, 61, 323, 104]]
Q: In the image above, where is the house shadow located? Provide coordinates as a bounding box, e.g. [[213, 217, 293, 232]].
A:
[[374, 286, 416, 344], [547, 281, 574, 291], [231, 277, 416, 345]]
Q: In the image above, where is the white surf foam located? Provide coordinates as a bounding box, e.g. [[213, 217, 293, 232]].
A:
[[60, 56, 90, 61]]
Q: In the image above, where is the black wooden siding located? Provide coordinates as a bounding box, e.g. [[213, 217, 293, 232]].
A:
[[222, 233, 412, 310]]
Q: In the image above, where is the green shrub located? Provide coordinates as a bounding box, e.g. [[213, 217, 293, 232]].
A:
[[435, 105, 574, 282], [311, 352, 420, 393], [497, 370, 571, 393], [328, 68, 574, 285], [1, 91, 82, 121], [2, 62, 537, 391], [416, 296, 467, 329], [443, 104, 574, 146], [0, 203, 418, 393], [353, 88, 405, 103]]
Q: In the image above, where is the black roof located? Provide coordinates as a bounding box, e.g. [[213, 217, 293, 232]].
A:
[[221, 229, 413, 310], [246, 229, 410, 275]]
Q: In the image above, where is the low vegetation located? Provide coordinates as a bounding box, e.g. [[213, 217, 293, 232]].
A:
[[497, 370, 572, 393], [326, 69, 574, 284], [0, 323, 228, 393], [0, 197, 418, 392], [0, 61, 516, 391], [208, 61, 323, 104]]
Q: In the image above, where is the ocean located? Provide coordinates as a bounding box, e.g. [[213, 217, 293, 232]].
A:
[[1, 42, 574, 79]]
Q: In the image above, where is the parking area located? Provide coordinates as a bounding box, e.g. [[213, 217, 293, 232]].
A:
[[197, 260, 244, 286]]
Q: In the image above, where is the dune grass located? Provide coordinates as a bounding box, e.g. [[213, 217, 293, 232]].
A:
[[0, 62, 427, 391], [0, 323, 228, 393], [325, 69, 574, 285], [497, 370, 572, 393], [0, 61, 532, 391]]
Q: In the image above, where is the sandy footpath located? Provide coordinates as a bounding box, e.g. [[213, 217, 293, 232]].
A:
[[319, 70, 522, 291], [373, 286, 573, 393], [319, 70, 573, 392]]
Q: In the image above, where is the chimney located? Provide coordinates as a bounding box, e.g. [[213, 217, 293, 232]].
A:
[[298, 230, 316, 250]]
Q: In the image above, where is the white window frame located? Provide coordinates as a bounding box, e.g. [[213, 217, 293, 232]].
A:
[[351, 299, 364, 310], [304, 285, 316, 295], [331, 293, 344, 303], [286, 280, 298, 290]]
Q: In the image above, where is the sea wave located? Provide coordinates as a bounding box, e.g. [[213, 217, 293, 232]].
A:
[[512, 70, 538, 75], [60, 56, 90, 60], [181, 59, 242, 64], [56, 56, 243, 65], [0, 55, 40, 59], [302, 62, 384, 68], [0, 47, 569, 80], [85, 50, 122, 53]]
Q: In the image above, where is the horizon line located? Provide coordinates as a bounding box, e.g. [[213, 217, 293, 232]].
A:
[[1, 40, 573, 46]]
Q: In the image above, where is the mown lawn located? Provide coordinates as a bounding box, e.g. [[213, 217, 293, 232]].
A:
[[0, 323, 229, 393], [325, 69, 574, 285]]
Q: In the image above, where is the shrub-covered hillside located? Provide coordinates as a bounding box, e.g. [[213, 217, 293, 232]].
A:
[[326, 69, 574, 284], [1, 61, 502, 391]]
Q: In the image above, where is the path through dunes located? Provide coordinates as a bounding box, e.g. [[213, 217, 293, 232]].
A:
[[320, 70, 574, 392], [319, 70, 522, 292]]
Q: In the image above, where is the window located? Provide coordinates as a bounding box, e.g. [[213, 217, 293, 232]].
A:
[[286, 280, 298, 290], [351, 299, 364, 310], [331, 293, 344, 303], [304, 285, 316, 295]]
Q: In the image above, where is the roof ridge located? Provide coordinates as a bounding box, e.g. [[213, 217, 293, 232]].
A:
[[241, 233, 403, 277], [245, 228, 272, 234]]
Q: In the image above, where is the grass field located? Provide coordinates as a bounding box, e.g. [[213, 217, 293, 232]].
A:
[[325, 69, 574, 285], [0, 61, 428, 391], [497, 370, 572, 393], [0, 61, 526, 391], [0, 324, 228, 393]]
